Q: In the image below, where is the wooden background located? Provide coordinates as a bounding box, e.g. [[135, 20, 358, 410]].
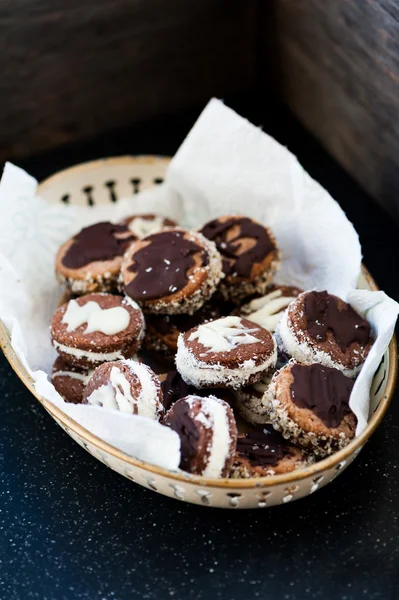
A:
[[0, 0, 398, 218], [262, 1, 399, 219], [0, 0, 257, 160]]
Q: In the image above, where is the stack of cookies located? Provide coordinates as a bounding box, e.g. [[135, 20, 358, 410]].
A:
[[50, 213, 373, 479]]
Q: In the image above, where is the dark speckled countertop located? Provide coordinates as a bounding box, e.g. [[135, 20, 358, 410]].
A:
[[1, 96, 399, 600]]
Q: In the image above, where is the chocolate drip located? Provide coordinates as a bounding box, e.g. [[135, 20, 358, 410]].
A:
[[62, 222, 136, 269], [291, 364, 354, 428], [125, 231, 208, 300], [236, 425, 293, 467], [161, 369, 235, 410], [164, 399, 199, 471], [305, 291, 371, 350], [200, 217, 274, 278]]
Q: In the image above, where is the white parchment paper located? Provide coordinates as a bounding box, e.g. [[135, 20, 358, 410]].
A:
[[0, 99, 397, 469]]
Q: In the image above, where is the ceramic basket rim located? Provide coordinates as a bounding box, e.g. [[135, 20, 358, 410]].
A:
[[0, 154, 397, 490]]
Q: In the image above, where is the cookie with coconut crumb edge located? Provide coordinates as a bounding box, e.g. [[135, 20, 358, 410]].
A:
[[83, 359, 164, 420], [51, 293, 145, 368], [163, 395, 237, 477], [234, 372, 274, 425], [275, 290, 373, 377], [56, 222, 136, 294], [121, 228, 223, 315], [200, 215, 280, 303], [267, 362, 356, 457], [176, 316, 277, 389], [229, 425, 313, 478]]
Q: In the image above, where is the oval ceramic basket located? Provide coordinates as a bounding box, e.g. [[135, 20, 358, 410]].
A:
[[1, 156, 397, 509]]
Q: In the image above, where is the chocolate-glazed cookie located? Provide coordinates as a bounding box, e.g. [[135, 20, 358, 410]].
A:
[[240, 285, 302, 332], [276, 291, 373, 377], [121, 228, 223, 315], [56, 222, 136, 294], [144, 295, 234, 355], [51, 356, 93, 404], [176, 316, 277, 389], [200, 216, 280, 303], [83, 359, 164, 419], [122, 213, 177, 238], [229, 425, 312, 478], [163, 395, 237, 478], [267, 362, 357, 457], [51, 293, 145, 368]]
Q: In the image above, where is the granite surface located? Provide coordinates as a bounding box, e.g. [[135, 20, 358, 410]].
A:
[[1, 96, 398, 600]]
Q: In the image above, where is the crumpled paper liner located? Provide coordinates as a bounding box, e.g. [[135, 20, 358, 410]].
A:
[[0, 99, 397, 471]]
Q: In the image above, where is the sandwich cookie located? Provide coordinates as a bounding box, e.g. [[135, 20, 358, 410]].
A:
[[176, 316, 277, 389], [276, 290, 373, 377], [83, 359, 164, 419], [51, 293, 145, 368], [267, 362, 357, 457], [230, 425, 312, 478], [56, 222, 136, 294], [121, 228, 223, 315], [200, 216, 280, 303], [163, 395, 237, 477]]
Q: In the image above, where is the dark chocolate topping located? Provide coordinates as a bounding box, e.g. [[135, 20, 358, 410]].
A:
[[125, 230, 208, 301], [291, 363, 354, 428], [304, 291, 371, 350], [200, 217, 274, 278], [236, 425, 293, 467], [164, 398, 200, 471], [161, 370, 235, 410], [62, 222, 135, 269]]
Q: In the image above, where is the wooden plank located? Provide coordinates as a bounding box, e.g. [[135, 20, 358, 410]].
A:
[[261, 0, 399, 218], [0, 0, 258, 161]]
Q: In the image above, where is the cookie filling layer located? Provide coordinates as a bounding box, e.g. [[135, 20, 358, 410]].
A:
[[53, 342, 123, 362]]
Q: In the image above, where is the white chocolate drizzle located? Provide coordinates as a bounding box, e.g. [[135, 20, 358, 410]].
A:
[[87, 361, 160, 419], [127, 215, 167, 238], [242, 289, 297, 332], [188, 316, 259, 353], [186, 396, 231, 478], [62, 299, 130, 335]]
